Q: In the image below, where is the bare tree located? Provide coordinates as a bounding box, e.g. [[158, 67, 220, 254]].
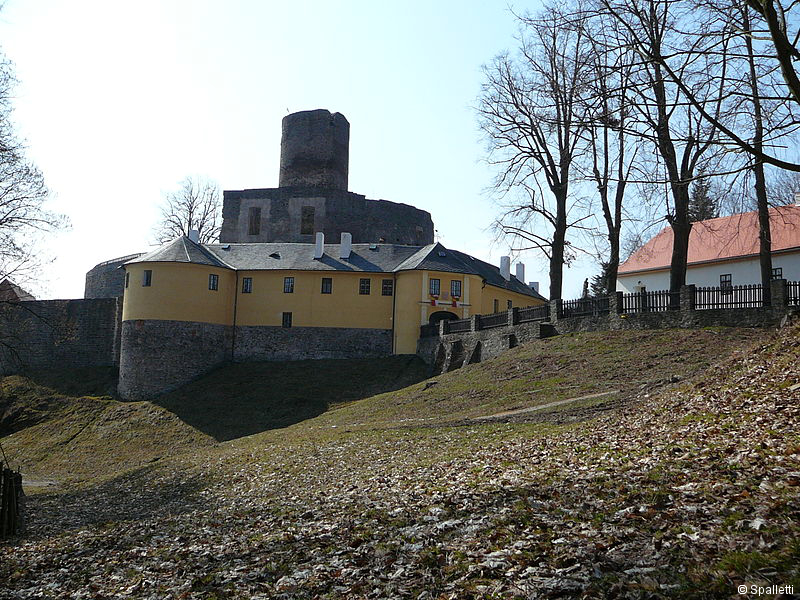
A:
[[154, 176, 221, 244], [0, 52, 67, 290], [478, 8, 593, 300], [580, 10, 639, 296], [594, 0, 726, 295]]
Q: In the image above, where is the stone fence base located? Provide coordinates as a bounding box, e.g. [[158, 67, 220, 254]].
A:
[[417, 281, 797, 372]]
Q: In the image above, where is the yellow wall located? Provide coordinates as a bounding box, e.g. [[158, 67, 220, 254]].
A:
[[123, 262, 543, 355], [235, 271, 394, 329], [392, 269, 543, 354], [122, 262, 236, 325]]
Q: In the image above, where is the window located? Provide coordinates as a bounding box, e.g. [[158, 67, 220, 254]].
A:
[[429, 278, 440, 296], [209, 274, 219, 291], [242, 277, 253, 293], [321, 277, 332, 294], [359, 278, 371, 295], [493, 298, 499, 313], [143, 269, 152, 287], [284, 277, 294, 293], [720, 273, 732, 295], [382, 279, 393, 296], [300, 206, 315, 235], [248, 206, 261, 236], [450, 280, 462, 298], [772, 267, 783, 280], [125, 272, 129, 289], [282, 312, 292, 328], [507, 299, 513, 309]]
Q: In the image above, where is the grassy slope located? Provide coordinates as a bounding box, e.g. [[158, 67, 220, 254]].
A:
[[1, 326, 798, 598]]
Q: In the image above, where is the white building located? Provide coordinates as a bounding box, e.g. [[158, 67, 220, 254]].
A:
[[618, 205, 800, 293]]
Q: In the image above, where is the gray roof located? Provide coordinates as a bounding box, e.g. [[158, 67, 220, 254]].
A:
[[126, 237, 544, 300], [127, 237, 231, 269]]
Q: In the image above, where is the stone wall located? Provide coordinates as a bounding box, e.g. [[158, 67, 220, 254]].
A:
[[418, 282, 796, 370], [0, 298, 121, 374], [234, 325, 392, 362], [220, 186, 434, 245], [118, 319, 233, 400]]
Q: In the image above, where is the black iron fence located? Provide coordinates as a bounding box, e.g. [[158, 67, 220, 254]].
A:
[[562, 296, 610, 318], [788, 281, 800, 306], [695, 284, 763, 309], [621, 289, 679, 313], [518, 304, 550, 323], [448, 318, 472, 333], [480, 311, 509, 329]]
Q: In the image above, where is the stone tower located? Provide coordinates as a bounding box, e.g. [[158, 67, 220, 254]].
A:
[[220, 110, 434, 246], [279, 109, 349, 190]]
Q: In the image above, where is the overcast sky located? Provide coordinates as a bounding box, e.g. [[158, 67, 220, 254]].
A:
[[0, 0, 599, 300]]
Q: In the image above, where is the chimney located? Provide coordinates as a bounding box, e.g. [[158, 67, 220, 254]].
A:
[[188, 229, 200, 243], [500, 256, 511, 281], [515, 262, 525, 283], [529, 281, 540, 293], [314, 232, 324, 259], [339, 232, 352, 259]]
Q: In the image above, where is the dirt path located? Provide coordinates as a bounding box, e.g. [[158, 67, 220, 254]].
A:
[[473, 390, 621, 420]]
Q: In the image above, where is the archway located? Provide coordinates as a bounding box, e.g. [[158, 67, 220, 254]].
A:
[[428, 311, 459, 325]]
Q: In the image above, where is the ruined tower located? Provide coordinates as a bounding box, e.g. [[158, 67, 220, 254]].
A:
[[220, 109, 434, 246]]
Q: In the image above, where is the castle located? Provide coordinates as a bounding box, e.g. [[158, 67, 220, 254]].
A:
[[87, 110, 544, 399]]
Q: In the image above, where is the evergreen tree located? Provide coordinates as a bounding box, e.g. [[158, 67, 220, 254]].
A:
[[590, 262, 612, 297], [688, 174, 719, 222]]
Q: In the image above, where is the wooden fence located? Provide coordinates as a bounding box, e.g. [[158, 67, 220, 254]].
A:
[[1, 462, 23, 538]]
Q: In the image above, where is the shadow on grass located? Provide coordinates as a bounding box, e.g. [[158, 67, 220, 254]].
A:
[[152, 355, 430, 442]]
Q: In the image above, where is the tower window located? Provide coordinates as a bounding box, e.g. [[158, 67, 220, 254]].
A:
[[359, 278, 371, 295], [450, 280, 462, 298], [248, 206, 261, 236], [209, 274, 219, 291], [284, 277, 294, 293], [143, 270, 152, 287], [282, 312, 292, 328], [301, 206, 315, 235], [382, 279, 393, 296], [429, 278, 440, 296], [125, 272, 129, 289], [242, 277, 253, 293], [321, 277, 332, 294]]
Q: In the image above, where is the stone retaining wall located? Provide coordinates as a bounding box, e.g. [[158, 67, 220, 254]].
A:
[[0, 298, 121, 374], [118, 319, 233, 400], [234, 326, 392, 362], [417, 281, 796, 371]]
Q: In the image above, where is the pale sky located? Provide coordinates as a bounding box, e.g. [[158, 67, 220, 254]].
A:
[[0, 0, 599, 300]]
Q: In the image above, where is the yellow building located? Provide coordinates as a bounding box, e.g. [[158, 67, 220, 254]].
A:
[[118, 234, 544, 399]]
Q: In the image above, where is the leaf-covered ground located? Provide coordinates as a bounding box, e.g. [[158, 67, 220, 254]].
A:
[[1, 326, 799, 598]]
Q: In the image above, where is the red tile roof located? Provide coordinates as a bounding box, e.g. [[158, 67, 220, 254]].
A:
[[619, 205, 800, 275]]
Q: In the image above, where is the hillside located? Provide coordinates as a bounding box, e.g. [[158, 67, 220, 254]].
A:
[[1, 326, 798, 598]]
